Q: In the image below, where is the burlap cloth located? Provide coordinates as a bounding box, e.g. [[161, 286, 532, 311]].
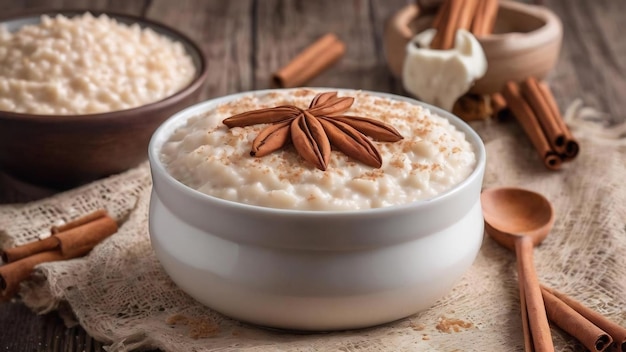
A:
[[1, 101, 625, 351]]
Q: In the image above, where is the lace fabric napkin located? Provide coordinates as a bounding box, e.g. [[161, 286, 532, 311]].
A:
[[1, 105, 625, 352]]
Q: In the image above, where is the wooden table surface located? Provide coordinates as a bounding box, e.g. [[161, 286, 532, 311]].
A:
[[0, 0, 624, 350]]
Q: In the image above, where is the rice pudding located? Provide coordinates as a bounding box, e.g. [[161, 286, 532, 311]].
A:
[[0, 13, 195, 115], [161, 89, 476, 211]]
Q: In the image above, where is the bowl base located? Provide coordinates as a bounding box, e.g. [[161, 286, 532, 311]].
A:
[[149, 192, 484, 331]]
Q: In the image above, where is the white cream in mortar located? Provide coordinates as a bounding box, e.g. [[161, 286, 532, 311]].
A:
[[161, 89, 476, 211], [402, 29, 487, 111]]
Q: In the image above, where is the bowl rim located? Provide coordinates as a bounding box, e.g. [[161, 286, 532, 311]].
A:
[[0, 9, 209, 122], [148, 88, 487, 217]]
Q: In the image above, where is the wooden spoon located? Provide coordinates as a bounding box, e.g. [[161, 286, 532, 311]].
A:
[[481, 187, 555, 352]]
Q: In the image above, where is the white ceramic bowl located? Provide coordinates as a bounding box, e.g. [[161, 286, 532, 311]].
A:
[[148, 89, 486, 331]]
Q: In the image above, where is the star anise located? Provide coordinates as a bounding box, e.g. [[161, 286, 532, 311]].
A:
[[222, 92, 403, 171]]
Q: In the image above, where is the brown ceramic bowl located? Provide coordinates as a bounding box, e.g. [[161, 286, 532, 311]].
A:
[[0, 10, 208, 189], [384, 1, 562, 94]]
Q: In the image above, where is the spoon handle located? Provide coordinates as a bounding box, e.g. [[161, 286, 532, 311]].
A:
[[517, 251, 535, 352], [515, 236, 554, 352]]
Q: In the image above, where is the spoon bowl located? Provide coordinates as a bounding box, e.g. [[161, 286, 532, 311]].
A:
[[481, 187, 555, 250]]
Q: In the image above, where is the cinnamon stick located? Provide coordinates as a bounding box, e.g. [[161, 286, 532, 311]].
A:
[[543, 286, 626, 352], [490, 92, 507, 119], [431, 0, 464, 50], [457, 0, 479, 31], [0, 245, 95, 298], [51, 209, 108, 234], [0, 211, 117, 298], [272, 33, 346, 88], [431, 0, 451, 29], [1, 209, 113, 263], [537, 82, 580, 160], [470, 0, 487, 37], [431, 0, 496, 50], [482, 0, 499, 36], [1, 236, 60, 263], [55, 216, 118, 257], [516, 236, 555, 352], [0, 289, 17, 302], [0, 250, 64, 296], [542, 288, 613, 352], [471, 0, 498, 37], [520, 77, 567, 154], [502, 81, 562, 170], [517, 242, 535, 352]]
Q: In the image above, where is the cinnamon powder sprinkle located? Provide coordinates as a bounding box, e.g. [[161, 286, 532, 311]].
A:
[[166, 314, 219, 339], [390, 156, 406, 169], [161, 89, 476, 211], [357, 169, 385, 181], [412, 163, 429, 171], [431, 164, 442, 171]]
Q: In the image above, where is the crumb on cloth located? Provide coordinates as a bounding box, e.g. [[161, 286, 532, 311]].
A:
[[435, 316, 474, 333], [409, 321, 426, 331]]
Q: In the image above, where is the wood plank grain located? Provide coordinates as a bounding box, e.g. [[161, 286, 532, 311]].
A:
[[253, 0, 394, 92], [0, 0, 150, 15], [146, 0, 255, 100], [545, 0, 626, 124], [0, 302, 108, 351], [370, 0, 411, 95]]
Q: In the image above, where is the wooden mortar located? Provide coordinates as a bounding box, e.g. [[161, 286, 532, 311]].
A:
[[383, 0, 563, 94]]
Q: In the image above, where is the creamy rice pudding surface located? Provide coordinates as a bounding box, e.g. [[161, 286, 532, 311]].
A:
[[161, 90, 476, 211], [0, 13, 195, 115]]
